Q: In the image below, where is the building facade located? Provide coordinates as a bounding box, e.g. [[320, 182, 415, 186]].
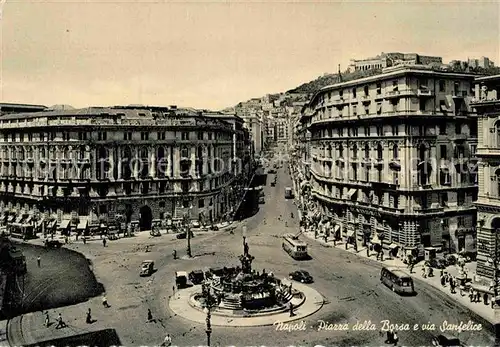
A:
[[0, 106, 252, 230], [298, 65, 477, 258], [349, 52, 443, 72], [471, 75, 500, 280]]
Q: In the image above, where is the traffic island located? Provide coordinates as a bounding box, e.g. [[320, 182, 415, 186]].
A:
[[167, 241, 324, 327]]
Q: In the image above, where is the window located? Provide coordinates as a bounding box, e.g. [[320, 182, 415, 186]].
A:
[[393, 172, 399, 185], [28, 133, 33, 142], [376, 126, 383, 136], [141, 132, 149, 141], [393, 144, 398, 159], [376, 83, 381, 94], [419, 99, 426, 111], [377, 144, 383, 159], [181, 182, 189, 193], [181, 132, 190, 140], [352, 88, 356, 98], [455, 122, 461, 134], [352, 105, 357, 116], [364, 85, 369, 96], [392, 80, 398, 91], [339, 145, 344, 158], [98, 132, 107, 141], [439, 123, 446, 135], [440, 170, 451, 185], [441, 193, 448, 207], [376, 102, 382, 114], [62, 132, 70, 141], [352, 127, 358, 137], [420, 79, 428, 89], [50, 132, 56, 141], [439, 80, 446, 92], [440, 100, 448, 112], [364, 144, 370, 158], [364, 126, 370, 136], [198, 199, 205, 208], [198, 131, 204, 140], [79, 132, 88, 141], [208, 132, 213, 140], [19, 133, 24, 142], [458, 191, 465, 206], [392, 125, 398, 135], [338, 128, 343, 137], [440, 145, 447, 160], [157, 132, 166, 140]]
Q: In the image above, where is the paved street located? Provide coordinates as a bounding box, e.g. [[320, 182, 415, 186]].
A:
[[7, 164, 497, 346]]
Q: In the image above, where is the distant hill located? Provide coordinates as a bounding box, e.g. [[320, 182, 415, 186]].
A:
[[287, 73, 339, 94]]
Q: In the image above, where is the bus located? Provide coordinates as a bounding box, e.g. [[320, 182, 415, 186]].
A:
[[282, 234, 308, 260], [284, 187, 293, 199], [380, 267, 414, 295]]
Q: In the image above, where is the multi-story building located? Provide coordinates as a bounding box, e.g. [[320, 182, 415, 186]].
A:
[[275, 118, 289, 144], [0, 105, 252, 231], [298, 65, 477, 258], [241, 114, 263, 156], [471, 75, 500, 280], [468, 57, 495, 70], [349, 52, 443, 72], [0, 103, 47, 115]]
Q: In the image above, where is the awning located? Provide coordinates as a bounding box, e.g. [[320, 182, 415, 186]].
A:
[[7, 216, 14, 223], [347, 229, 355, 237], [77, 220, 88, 230], [334, 225, 340, 233], [59, 219, 70, 229], [14, 216, 23, 224], [346, 188, 357, 200], [389, 243, 399, 250]]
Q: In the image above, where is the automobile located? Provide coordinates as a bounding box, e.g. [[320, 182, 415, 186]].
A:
[[150, 229, 161, 237], [189, 270, 205, 285], [176, 230, 194, 239], [431, 334, 463, 346], [140, 260, 155, 277], [209, 225, 219, 231], [258, 196, 265, 204], [175, 271, 188, 289], [191, 221, 201, 228], [107, 231, 119, 240], [268, 169, 277, 174], [289, 270, 313, 283], [44, 237, 64, 248]]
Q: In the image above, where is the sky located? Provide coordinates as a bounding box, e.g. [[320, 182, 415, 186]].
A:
[[0, 0, 499, 111]]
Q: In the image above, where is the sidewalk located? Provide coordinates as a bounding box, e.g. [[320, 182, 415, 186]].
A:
[[288, 163, 499, 328]]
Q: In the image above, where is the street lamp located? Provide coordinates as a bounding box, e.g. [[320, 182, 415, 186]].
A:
[[242, 225, 247, 255], [204, 305, 212, 346], [185, 204, 193, 258]]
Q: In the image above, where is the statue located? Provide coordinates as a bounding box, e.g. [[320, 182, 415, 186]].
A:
[[244, 242, 249, 256]]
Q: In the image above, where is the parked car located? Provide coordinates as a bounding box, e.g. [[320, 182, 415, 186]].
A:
[[289, 270, 313, 283], [189, 270, 205, 284], [140, 260, 155, 277], [44, 237, 64, 248], [432, 334, 463, 346], [176, 230, 194, 239], [107, 231, 119, 240], [191, 221, 201, 228], [175, 271, 188, 289]]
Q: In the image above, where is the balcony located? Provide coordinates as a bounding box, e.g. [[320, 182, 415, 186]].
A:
[[332, 97, 349, 106], [417, 88, 433, 97], [452, 91, 467, 99], [470, 98, 500, 106], [361, 95, 371, 104], [477, 147, 500, 156], [384, 90, 401, 99]]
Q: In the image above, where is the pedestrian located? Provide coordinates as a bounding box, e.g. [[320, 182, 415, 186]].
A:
[[289, 302, 294, 317], [409, 263, 414, 274], [393, 331, 399, 346], [86, 308, 92, 324], [83, 236, 87, 245], [469, 289, 474, 302], [102, 295, 110, 308], [103, 238, 107, 247], [450, 279, 456, 294], [440, 269, 444, 278], [440, 275, 446, 287], [422, 266, 427, 278], [380, 251, 384, 261], [37, 256, 41, 267], [173, 250, 177, 260], [161, 333, 172, 347], [147, 308, 153, 322], [484, 292, 489, 305], [385, 330, 393, 343], [44, 311, 50, 327], [366, 247, 370, 257], [55, 313, 66, 329]]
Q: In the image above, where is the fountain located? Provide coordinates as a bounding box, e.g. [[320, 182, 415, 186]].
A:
[[192, 240, 298, 315]]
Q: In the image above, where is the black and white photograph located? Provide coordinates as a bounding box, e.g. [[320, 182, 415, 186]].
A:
[[0, 0, 499, 346]]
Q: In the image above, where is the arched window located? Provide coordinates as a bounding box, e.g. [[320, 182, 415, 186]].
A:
[[393, 144, 398, 159], [377, 143, 383, 159], [181, 146, 189, 158], [419, 143, 427, 162], [339, 144, 344, 158], [352, 144, 358, 159], [364, 144, 370, 158]]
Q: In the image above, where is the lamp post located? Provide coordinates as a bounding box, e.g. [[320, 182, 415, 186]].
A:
[[242, 225, 247, 255], [204, 304, 212, 346], [185, 204, 193, 258]]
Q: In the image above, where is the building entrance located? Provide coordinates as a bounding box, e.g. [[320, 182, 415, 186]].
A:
[[139, 205, 153, 231]]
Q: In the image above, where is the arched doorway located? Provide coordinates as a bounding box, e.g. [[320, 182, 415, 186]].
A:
[[139, 205, 153, 231]]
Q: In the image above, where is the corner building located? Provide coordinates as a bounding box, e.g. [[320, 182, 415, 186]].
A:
[[0, 106, 251, 230], [300, 65, 478, 258], [471, 75, 500, 280]]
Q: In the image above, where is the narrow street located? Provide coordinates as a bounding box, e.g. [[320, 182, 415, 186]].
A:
[[10, 164, 497, 346]]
